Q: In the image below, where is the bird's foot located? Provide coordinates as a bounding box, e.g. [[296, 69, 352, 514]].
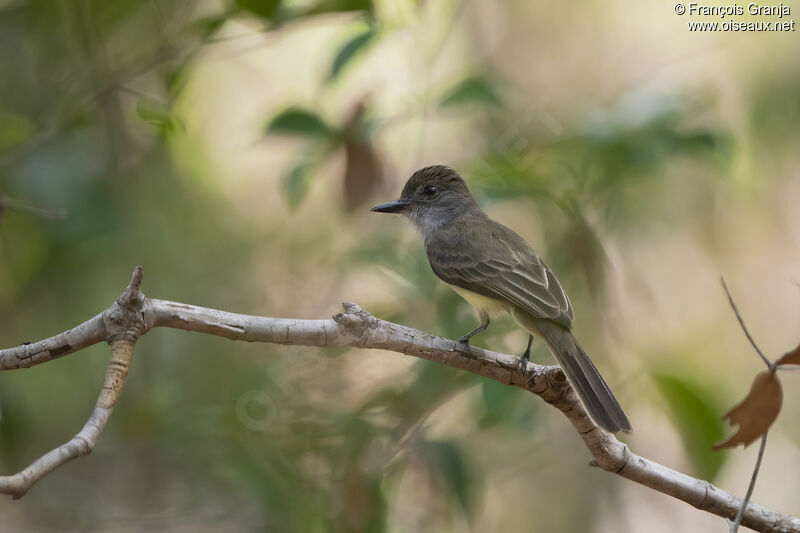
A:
[[517, 353, 529, 374], [455, 336, 472, 356], [518, 335, 533, 373]]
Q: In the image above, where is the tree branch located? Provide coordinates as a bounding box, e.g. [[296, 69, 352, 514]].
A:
[[0, 268, 145, 498], [0, 340, 135, 499], [1, 268, 798, 532]]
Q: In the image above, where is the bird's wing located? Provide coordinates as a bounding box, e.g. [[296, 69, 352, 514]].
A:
[[426, 219, 574, 328]]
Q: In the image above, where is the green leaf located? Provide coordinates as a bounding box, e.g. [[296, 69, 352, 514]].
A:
[[266, 108, 332, 138], [282, 159, 317, 209], [0, 110, 37, 151], [235, 0, 281, 19], [422, 440, 474, 518], [308, 0, 373, 15], [439, 76, 503, 109], [164, 67, 189, 99], [329, 29, 375, 81], [135, 98, 175, 133], [653, 373, 727, 481], [191, 14, 228, 38]]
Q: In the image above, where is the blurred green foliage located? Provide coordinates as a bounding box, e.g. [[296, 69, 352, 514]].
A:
[[268, 108, 335, 138], [0, 0, 795, 531], [439, 75, 503, 109], [329, 28, 376, 82], [750, 73, 800, 148], [653, 373, 727, 481]]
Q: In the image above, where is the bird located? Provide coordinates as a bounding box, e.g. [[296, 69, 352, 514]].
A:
[[370, 165, 631, 433]]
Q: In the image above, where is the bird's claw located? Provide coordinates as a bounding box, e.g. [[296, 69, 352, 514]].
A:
[[517, 353, 529, 374], [518, 335, 533, 373], [455, 337, 472, 356]]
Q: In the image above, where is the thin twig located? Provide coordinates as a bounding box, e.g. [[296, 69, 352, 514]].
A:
[[720, 278, 773, 369], [720, 278, 775, 532], [730, 432, 769, 532], [0, 195, 68, 220]]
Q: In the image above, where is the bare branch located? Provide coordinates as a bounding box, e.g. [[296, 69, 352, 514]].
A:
[[0, 313, 106, 370], [0, 268, 798, 532], [0, 340, 135, 499]]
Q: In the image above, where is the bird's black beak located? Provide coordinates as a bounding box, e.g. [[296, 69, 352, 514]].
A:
[[370, 199, 412, 213]]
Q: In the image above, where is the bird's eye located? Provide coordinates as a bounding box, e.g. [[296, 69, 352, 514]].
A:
[[423, 186, 438, 196]]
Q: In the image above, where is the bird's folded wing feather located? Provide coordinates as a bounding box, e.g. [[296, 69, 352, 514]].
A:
[[426, 220, 574, 328]]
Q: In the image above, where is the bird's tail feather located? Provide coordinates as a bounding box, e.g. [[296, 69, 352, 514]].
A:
[[537, 323, 631, 433]]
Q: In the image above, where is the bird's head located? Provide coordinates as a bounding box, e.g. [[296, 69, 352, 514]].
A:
[[370, 165, 479, 235]]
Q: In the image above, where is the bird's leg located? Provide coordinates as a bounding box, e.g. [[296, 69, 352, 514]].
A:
[[518, 334, 534, 372], [521, 335, 533, 361], [456, 314, 489, 355]]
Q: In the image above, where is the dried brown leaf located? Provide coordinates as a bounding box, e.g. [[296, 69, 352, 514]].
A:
[[341, 99, 383, 212], [343, 138, 382, 212], [713, 370, 782, 450], [776, 343, 800, 366]]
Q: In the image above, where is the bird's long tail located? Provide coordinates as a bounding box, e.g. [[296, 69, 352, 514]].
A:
[[534, 321, 631, 433]]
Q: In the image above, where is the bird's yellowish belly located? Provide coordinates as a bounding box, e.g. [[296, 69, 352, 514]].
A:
[[451, 286, 508, 316]]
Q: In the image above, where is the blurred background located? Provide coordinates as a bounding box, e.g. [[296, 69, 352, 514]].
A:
[[1, 0, 799, 531]]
